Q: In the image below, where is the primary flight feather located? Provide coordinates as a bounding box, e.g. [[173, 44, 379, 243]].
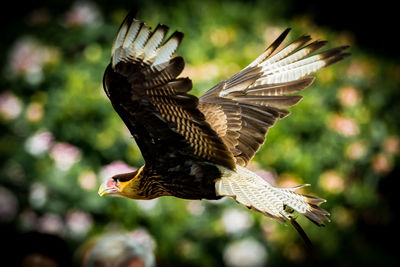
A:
[[98, 10, 349, 242]]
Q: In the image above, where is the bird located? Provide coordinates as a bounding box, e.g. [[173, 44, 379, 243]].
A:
[[98, 10, 349, 244]]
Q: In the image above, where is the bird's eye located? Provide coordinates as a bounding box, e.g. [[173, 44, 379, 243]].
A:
[[112, 177, 120, 186]]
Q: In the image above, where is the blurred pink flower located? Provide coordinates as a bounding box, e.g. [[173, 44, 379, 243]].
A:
[[383, 136, 400, 155], [329, 114, 359, 136], [38, 213, 64, 235], [99, 161, 136, 182], [0, 92, 22, 120], [338, 86, 360, 107], [0, 186, 18, 223], [26, 102, 44, 122], [9, 37, 42, 74], [371, 153, 393, 174], [25, 130, 54, 156], [66, 210, 93, 238], [345, 141, 367, 160], [319, 170, 345, 194], [8, 37, 57, 84], [64, 1, 101, 27], [50, 142, 82, 171], [78, 170, 97, 191]]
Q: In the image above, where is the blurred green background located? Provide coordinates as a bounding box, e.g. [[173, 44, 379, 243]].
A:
[[1, 0, 399, 266]]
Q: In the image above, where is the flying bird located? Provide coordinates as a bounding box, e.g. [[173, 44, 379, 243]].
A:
[[98, 10, 349, 243]]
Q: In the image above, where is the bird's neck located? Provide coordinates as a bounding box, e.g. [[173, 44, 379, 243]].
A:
[[120, 165, 169, 199]]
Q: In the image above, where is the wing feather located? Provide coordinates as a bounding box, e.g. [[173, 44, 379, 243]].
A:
[[200, 28, 349, 166], [105, 14, 235, 170]]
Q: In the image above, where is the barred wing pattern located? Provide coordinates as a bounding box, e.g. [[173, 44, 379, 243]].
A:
[[104, 11, 235, 170], [200, 29, 350, 166]]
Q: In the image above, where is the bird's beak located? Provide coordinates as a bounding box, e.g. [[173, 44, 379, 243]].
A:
[[98, 182, 108, 196], [98, 181, 117, 197]]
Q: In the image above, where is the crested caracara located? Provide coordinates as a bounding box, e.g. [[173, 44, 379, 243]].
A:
[[98, 10, 349, 245]]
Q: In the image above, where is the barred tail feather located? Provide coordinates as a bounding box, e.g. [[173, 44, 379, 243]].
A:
[[215, 166, 330, 226], [302, 195, 330, 226]]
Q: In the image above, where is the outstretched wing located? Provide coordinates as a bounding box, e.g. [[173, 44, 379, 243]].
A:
[[104, 11, 235, 170], [199, 29, 349, 166]]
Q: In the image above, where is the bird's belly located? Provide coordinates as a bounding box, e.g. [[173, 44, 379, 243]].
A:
[[158, 162, 224, 200]]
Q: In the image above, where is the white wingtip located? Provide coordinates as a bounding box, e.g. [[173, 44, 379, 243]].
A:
[[111, 16, 183, 69]]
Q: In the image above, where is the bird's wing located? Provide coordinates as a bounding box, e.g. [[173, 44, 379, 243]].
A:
[[199, 29, 349, 166], [104, 11, 235, 170]]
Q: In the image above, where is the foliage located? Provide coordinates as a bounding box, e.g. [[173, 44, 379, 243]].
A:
[[1, 0, 399, 266]]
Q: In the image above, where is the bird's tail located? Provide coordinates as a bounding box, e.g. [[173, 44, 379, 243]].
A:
[[216, 166, 329, 243]]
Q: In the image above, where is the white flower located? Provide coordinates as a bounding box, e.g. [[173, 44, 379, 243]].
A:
[[29, 183, 47, 208], [24, 130, 53, 156], [223, 238, 268, 267], [222, 208, 253, 235], [136, 199, 158, 212]]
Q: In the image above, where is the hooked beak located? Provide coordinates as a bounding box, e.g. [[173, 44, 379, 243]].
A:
[[98, 181, 118, 197], [98, 183, 108, 196]]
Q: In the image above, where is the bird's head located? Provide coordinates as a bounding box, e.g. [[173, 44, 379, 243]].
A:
[[98, 166, 146, 199]]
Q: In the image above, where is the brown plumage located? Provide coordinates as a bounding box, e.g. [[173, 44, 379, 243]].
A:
[[98, 10, 349, 243]]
